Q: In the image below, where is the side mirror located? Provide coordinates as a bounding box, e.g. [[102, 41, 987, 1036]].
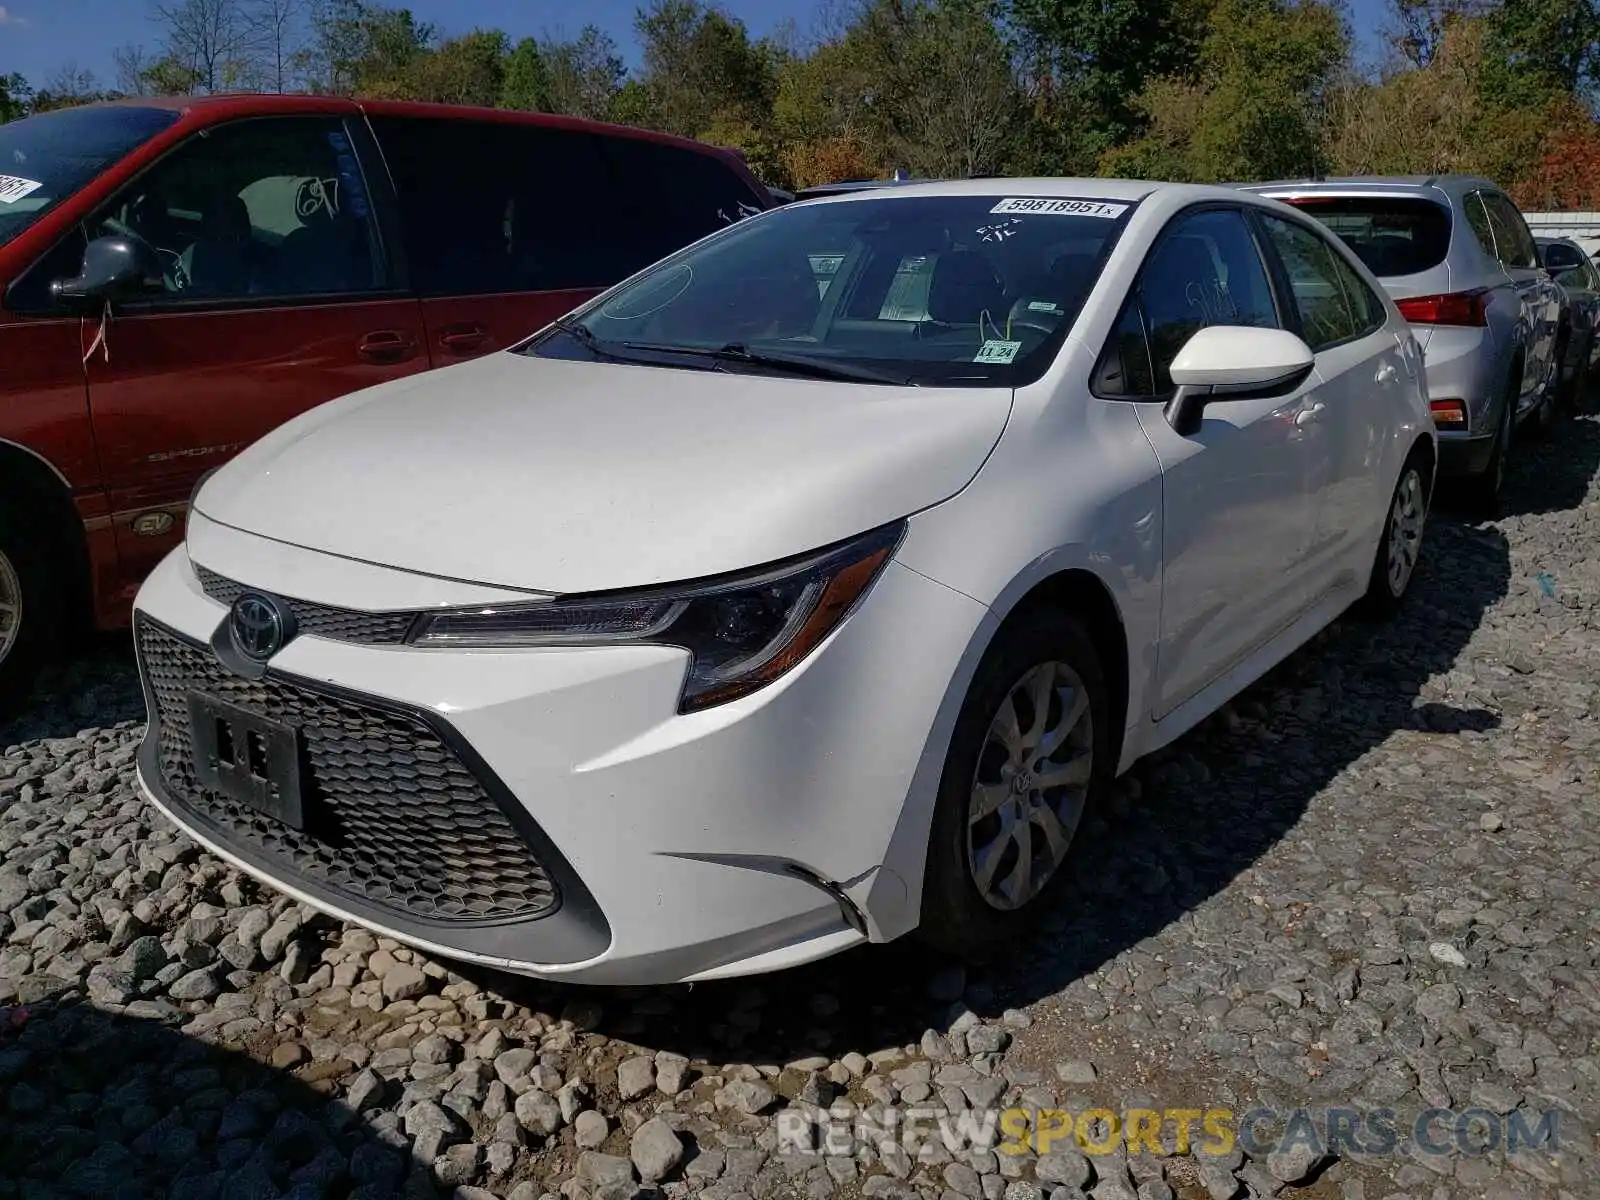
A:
[[50, 235, 165, 305], [1164, 326, 1315, 436]]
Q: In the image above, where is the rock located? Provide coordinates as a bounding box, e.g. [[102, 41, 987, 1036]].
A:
[[1195, 1158, 1241, 1200], [414, 1034, 455, 1065], [577, 1151, 636, 1190], [348, 1069, 386, 1112], [655, 1052, 689, 1096], [714, 1079, 776, 1115], [617, 1054, 655, 1101], [944, 1163, 983, 1197], [1265, 1142, 1323, 1184], [493, 1048, 537, 1086], [514, 1088, 562, 1136], [1036, 1150, 1092, 1188], [575, 1109, 609, 1149], [1054, 1061, 1098, 1085], [381, 964, 429, 1002], [1479, 811, 1504, 832], [1427, 942, 1468, 968], [630, 1116, 684, 1183], [168, 967, 221, 1001], [271, 1042, 310, 1070], [1416, 983, 1463, 1022]]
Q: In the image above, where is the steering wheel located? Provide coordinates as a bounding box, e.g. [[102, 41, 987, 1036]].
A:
[[102, 215, 189, 293]]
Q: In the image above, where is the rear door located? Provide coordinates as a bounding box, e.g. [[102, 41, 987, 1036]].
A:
[[1254, 210, 1404, 579], [1481, 190, 1562, 409], [79, 114, 428, 602], [366, 116, 769, 365]]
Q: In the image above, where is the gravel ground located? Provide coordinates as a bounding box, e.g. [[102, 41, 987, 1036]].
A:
[[4, 415, 1600, 1200]]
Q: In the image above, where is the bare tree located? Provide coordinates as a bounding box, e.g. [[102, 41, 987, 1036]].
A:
[[250, 0, 307, 92], [152, 0, 255, 93], [43, 61, 101, 99], [113, 43, 154, 94]]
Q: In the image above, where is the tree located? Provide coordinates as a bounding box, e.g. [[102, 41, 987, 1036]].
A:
[[1105, 0, 1349, 181], [30, 63, 119, 112], [1388, 0, 1493, 66], [250, 0, 310, 93], [305, 0, 433, 94], [500, 37, 550, 111], [541, 26, 625, 120], [153, 0, 256, 92], [633, 0, 780, 137], [0, 73, 32, 122], [394, 30, 508, 105]]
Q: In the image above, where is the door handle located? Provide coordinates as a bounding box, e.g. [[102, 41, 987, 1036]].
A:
[[1295, 401, 1326, 427], [439, 324, 489, 354], [358, 330, 418, 364], [1375, 362, 1398, 384]]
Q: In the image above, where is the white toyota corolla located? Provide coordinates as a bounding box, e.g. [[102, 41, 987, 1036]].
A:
[[133, 179, 1435, 985]]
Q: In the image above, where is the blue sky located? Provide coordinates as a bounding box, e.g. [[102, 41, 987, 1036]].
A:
[[1, 0, 1396, 88]]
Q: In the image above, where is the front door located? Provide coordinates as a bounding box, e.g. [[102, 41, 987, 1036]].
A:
[[1117, 207, 1322, 718], [79, 114, 430, 607]]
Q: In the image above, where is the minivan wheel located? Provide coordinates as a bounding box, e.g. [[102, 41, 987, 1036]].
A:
[[1359, 455, 1429, 618], [0, 506, 58, 714], [917, 608, 1111, 960]]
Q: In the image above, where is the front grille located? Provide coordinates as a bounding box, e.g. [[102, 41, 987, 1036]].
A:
[[192, 564, 418, 646], [137, 617, 559, 923]]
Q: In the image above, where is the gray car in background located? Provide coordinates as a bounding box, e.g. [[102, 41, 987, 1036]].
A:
[[1242, 176, 1564, 513]]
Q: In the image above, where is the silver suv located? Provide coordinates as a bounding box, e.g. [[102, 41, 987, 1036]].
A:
[[1241, 176, 1564, 512]]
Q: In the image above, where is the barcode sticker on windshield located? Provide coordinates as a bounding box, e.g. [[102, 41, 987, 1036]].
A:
[[975, 340, 1022, 364], [0, 175, 42, 205], [990, 197, 1127, 219]]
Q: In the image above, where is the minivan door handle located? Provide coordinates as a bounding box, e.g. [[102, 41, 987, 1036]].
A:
[[358, 330, 418, 364], [438, 324, 490, 355]]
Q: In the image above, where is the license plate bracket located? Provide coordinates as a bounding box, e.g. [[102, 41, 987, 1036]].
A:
[[188, 692, 305, 829]]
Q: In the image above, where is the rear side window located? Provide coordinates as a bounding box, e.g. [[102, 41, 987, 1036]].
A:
[[1464, 193, 1497, 259], [372, 117, 765, 299], [597, 137, 767, 270], [1482, 192, 1538, 269], [1259, 214, 1382, 351], [1284, 197, 1451, 278]]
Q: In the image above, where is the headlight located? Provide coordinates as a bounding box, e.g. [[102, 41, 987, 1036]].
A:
[[407, 522, 904, 711]]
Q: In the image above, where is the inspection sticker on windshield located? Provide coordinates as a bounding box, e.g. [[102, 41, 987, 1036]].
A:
[[990, 197, 1127, 219], [975, 340, 1022, 364], [0, 175, 42, 205]]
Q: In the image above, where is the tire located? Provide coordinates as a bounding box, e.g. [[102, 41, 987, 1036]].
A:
[[1564, 337, 1592, 412], [1357, 451, 1430, 620], [0, 500, 63, 715], [917, 607, 1113, 960], [1464, 387, 1513, 518]]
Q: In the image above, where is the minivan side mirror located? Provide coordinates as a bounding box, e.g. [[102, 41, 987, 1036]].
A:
[[50, 235, 166, 305], [1164, 325, 1316, 436]]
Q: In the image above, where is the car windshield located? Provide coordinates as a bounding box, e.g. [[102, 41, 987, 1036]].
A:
[[525, 193, 1136, 386], [1282, 196, 1452, 278], [0, 105, 179, 249]]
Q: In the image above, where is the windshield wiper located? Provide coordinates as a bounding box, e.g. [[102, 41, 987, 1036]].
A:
[[549, 316, 615, 358], [620, 341, 916, 386]]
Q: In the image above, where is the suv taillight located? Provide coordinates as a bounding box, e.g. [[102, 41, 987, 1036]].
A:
[[1395, 289, 1490, 327]]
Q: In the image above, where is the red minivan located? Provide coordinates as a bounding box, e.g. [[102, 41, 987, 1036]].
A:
[[0, 95, 770, 707]]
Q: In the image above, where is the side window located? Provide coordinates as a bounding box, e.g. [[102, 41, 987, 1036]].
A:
[[1465, 193, 1498, 260], [372, 116, 635, 297], [1134, 208, 1279, 393], [93, 117, 386, 303], [597, 137, 767, 277], [1483, 194, 1538, 269], [1093, 299, 1156, 398], [1324, 245, 1387, 336], [1258, 215, 1361, 351]]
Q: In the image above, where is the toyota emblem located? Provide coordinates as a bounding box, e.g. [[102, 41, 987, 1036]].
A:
[[229, 593, 287, 661]]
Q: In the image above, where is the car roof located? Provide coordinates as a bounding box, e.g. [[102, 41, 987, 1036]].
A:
[[792, 177, 1240, 205], [1239, 175, 1499, 198], [70, 92, 737, 162]]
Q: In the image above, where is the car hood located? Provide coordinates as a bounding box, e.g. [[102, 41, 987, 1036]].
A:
[[194, 351, 1013, 595]]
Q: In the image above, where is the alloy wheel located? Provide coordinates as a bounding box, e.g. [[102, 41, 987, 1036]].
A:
[[1386, 469, 1426, 597], [967, 661, 1094, 911], [0, 548, 20, 666]]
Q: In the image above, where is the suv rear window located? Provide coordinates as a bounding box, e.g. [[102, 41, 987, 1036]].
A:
[[1279, 197, 1451, 278]]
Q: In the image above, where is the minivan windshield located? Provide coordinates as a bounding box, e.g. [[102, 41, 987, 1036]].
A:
[[0, 105, 180, 249], [1281, 196, 1452, 278], [527, 193, 1136, 386]]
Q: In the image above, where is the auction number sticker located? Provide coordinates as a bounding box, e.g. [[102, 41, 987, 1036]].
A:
[[974, 339, 1022, 364], [990, 197, 1128, 219], [0, 175, 42, 205]]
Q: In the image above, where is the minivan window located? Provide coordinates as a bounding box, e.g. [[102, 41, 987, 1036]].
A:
[[0, 105, 179, 249], [370, 117, 767, 298], [1283, 197, 1451, 278], [88, 116, 387, 301], [529, 194, 1135, 387]]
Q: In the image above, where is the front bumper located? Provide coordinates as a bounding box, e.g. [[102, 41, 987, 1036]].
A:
[[131, 529, 988, 985]]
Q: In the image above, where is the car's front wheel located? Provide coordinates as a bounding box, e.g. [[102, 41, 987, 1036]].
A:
[[918, 607, 1111, 959]]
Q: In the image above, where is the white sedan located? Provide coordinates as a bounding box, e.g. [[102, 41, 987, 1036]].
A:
[[132, 179, 1435, 985]]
